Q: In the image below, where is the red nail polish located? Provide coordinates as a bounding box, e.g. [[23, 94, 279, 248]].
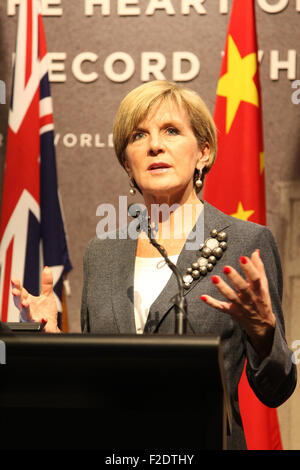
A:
[[240, 256, 247, 264], [256, 249, 260, 257], [223, 266, 231, 275], [200, 295, 207, 302], [211, 275, 220, 284]]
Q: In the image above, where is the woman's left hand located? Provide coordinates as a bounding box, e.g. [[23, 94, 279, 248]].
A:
[[200, 249, 276, 360]]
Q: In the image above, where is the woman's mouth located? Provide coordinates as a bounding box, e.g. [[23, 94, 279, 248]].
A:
[[147, 162, 171, 174]]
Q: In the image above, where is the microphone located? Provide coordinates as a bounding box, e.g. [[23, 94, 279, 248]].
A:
[[146, 219, 188, 335]]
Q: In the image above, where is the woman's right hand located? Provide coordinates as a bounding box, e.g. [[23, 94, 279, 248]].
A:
[[11, 266, 60, 333]]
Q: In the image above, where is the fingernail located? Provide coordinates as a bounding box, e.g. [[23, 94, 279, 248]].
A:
[[211, 275, 220, 284], [223, 266, 231, 275], [240, 256, 247, 264], [200, 295, 208, 302], [256, 249, 260, 257], [41, 318, 47, 323]]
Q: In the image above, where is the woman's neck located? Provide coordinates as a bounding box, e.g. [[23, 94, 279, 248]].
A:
[[144, 191, 202, 241], [136, 192, 203, 257]]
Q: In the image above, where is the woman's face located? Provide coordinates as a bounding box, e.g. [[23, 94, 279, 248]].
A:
[[124, 101, 209, 200]]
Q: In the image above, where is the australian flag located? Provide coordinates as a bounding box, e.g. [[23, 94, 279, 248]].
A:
[[0, 0, 72, 327]]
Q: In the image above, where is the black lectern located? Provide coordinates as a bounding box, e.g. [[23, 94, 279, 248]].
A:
[[0, 333, 231, 450]]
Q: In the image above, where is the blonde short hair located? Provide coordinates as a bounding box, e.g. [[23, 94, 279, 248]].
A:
[[113, 81, 217, 180]]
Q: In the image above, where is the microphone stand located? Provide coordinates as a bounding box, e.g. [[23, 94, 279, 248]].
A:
[[147, 218, 188, 335]]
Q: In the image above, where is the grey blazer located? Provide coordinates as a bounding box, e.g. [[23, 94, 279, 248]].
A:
[[81, 200, 297, 450]]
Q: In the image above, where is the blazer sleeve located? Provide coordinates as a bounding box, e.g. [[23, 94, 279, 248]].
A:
[[244, 226, 297, 407]]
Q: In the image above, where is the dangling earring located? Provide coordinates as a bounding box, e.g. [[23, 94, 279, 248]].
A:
[[129, 178, 136, 195], [195, 169, 203, 190]]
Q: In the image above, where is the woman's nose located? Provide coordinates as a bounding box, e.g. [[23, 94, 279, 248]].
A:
[[148, 132, 165, 156]]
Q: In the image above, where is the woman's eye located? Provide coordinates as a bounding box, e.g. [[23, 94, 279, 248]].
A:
[[132, 132, 145, 141], [166, 127, 179, 135]]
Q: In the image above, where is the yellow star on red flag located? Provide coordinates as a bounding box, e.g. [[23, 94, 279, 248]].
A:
[[231, 201, 255, 221], [217, 35, 259, 133]]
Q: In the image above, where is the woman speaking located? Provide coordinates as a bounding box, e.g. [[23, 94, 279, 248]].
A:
[[11, 80, 297, 449]]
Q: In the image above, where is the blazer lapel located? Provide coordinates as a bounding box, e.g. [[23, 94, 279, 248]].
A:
[[145, 201, 231, 333], [111, 232, 137, 334]]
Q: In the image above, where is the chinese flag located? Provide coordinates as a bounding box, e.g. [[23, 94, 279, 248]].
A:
[[203, 0, 283, 449]]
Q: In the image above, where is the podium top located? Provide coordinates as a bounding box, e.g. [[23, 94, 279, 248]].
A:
[[2, 330, 221, 349], [2, 333, 227, 376]]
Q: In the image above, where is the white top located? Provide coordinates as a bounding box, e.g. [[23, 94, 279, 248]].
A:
[[134, 255, 180, 334]]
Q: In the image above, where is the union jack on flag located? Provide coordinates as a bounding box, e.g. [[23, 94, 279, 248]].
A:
[[0, 0, 72, 326]]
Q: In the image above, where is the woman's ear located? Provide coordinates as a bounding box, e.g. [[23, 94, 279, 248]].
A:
[[196, 142, 210, 171], [122, 152, 131, 175]]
